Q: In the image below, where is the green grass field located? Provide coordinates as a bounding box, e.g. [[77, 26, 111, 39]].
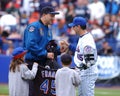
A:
[[0, 84, 120, 96], [0, 84, 8, 96], [95, 88, 120, 96]]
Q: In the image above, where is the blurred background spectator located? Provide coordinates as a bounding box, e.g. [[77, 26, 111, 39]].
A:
[[74, 0, 90, 21], [0, 11, 18, 34], [88, 0, 106, 25], [90, 20, 105, 50], [98, 40, 114, 56]]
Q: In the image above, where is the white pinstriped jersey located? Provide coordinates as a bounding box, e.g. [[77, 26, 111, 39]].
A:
[[74, 32, 97, 67], [74, 32, 98, 96]]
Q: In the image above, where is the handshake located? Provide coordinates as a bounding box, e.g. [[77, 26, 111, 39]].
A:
[[46, 40, 69, 60], [59, 40, 69, 53]]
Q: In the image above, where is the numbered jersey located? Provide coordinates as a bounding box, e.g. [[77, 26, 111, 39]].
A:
[[33, 66, 57, 96], [74, 32, 97, 67]]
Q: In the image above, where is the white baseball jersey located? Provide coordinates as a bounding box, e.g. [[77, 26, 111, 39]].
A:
[[74, 32, 98, 96], [74, 32, 97, 67]]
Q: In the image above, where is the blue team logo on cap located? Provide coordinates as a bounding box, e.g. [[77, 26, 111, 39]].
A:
[[68, 17, 87, 27]]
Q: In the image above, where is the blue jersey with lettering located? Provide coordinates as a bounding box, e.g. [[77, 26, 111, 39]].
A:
[[33, 65, 57, 96]]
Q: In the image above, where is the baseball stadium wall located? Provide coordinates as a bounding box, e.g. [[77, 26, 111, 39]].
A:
[[0, 54, 120, 83]]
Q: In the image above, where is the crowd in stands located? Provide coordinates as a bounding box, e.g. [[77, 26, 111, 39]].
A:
[[0, 0, 120, 56]]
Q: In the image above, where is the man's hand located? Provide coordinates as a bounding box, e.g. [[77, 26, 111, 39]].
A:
[[47, 52, 54, 59], [59, 40, 69, 53]]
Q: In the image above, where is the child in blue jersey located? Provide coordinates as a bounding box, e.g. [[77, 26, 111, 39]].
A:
[[8, 47, 38, 96], [55, 54, 80, 96]]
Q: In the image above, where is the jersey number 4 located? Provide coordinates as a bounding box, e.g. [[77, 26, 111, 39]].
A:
[[40, 79, 56, 95]]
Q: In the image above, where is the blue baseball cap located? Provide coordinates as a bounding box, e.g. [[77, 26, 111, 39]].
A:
[[12, 47, 27, 59], [41, 6, 59, 15], [68, 17, 87, 27], [39, 2, 52, 11], [39, 2, 59, 15]]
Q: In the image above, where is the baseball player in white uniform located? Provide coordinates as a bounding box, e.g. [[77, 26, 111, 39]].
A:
[[67, 16, 98, 96]]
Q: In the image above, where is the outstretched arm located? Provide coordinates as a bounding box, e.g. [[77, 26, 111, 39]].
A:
[[21, 62, 38, 80]]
